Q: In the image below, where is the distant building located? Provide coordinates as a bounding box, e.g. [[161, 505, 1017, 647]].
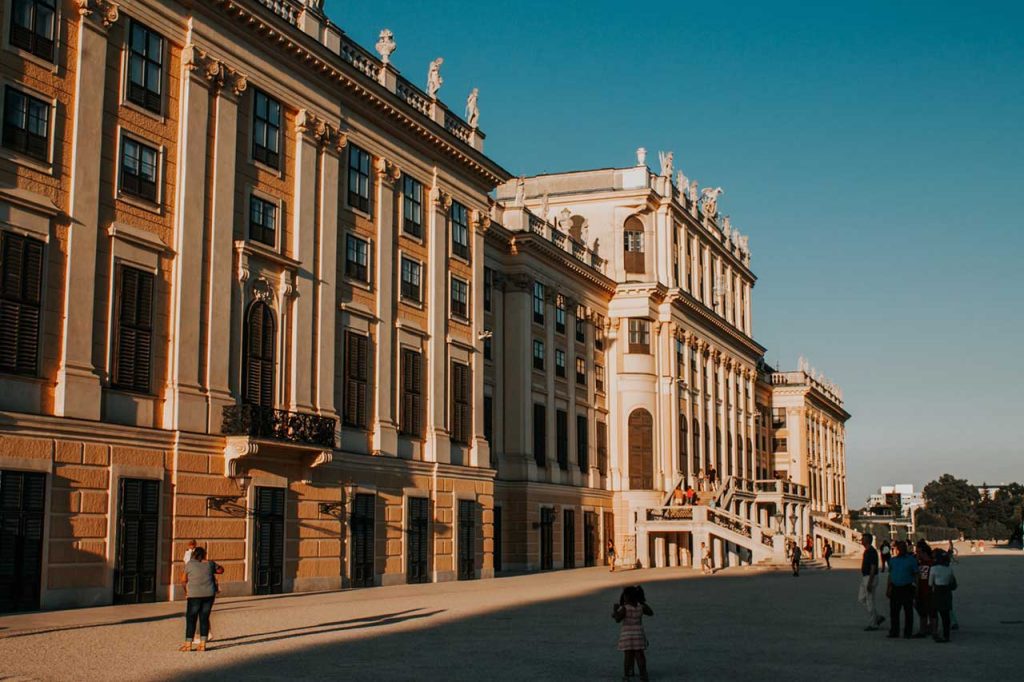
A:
[[866, 484, 923, 517], [975, 484, 1004, 500]]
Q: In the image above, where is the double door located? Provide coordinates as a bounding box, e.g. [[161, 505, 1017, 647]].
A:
[[539, 507, 554, 570], [114, 478, 159, 604], [406, 497, 429, 584], [584, 511, 597, 567], [253, 487, 285, 595], [563, 509, 575, 569], [0, 470, 45, 613], [457, 499, 476, 580], [351, 493, 375, 588]]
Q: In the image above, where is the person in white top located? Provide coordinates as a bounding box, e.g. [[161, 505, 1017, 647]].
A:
[[928, 550, 957, 643], [183, 539, 197, 564]]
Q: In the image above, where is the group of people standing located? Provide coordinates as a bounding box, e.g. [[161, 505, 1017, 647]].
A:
[[859, 534, 958, 643], [784, 535, 834, 576]]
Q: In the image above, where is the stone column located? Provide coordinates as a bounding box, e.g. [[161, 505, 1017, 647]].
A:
[[371, 157, 401, 456], [205, 66, 247, 424], [56, 2, 119, 419], [728, 363, 738, 477], [744, 282, 752, 335], [469, 212, 490, 468], [164, 40, 213, 432], [425, 184, 451, 464]]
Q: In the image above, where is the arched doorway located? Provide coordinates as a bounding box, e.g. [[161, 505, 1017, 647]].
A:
[[628, 409, 654, 489]]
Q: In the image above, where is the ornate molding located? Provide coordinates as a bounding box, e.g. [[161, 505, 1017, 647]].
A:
[[296, 109, 347, 152], [373, 156, 402, 184], [471, 209, 491, 234], [430, 185, 453, 210], [77, 0, 120, 28], [182, 42, 248, 96], [251, 277, 276, 304]]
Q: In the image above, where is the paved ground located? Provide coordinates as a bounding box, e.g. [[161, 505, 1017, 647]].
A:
[[1, 547, 1021, 681]]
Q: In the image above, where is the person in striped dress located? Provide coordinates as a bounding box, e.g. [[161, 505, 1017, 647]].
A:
[[612, 585, 654, 681]]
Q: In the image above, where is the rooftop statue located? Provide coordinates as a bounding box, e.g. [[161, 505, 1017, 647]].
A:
[[539, 193, 549, 220], [375, 29, 396, 65], [558, 208, 573, 233], [659, 150, 673, 178], [689, 180, 699, 204], [466, 88, 479, 127], [636, 147, 647, 167], [722, 216, 732, 239], [676, 171, 689, 197], [427, 57, 443, 98], [514, 176, 525, 206], [700, 186, 724, 216]]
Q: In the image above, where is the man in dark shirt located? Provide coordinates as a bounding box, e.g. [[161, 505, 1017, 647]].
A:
[[858, 533, 885, 630]]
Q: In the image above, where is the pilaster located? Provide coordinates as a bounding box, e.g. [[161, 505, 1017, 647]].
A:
[[371, 156, 401, 456], [316, 133, 345, 418], [469, 211, 490, 468], [55, 2, 120, 419], [425, 182, 451, 464]]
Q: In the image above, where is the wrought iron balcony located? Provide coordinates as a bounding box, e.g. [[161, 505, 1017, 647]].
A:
[[222, 404, 336, 449]]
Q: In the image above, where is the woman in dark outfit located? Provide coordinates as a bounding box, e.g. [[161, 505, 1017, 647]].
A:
[[180, 546, 221, 651]]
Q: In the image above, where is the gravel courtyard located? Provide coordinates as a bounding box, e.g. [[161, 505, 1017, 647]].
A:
[[1, 548, 1020, 681]]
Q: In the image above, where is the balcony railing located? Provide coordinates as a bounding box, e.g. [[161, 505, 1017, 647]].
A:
[[646, 507, 693, 522], [222, 404, 336, 449]]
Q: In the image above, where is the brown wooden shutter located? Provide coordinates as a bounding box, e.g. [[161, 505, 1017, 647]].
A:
[[344, 331, 369, 428], [113, 266, 154, 393], [400, 349, 423, 437], [244, 302, 275, 407], [628, 409, 654, 489], [0, 233, 43, 375], [450, 362, 470, 444]]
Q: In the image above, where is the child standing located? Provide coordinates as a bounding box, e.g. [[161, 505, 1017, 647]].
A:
[[612, 586, 654, 681]]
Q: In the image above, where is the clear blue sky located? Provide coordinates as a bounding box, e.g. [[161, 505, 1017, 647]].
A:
[[325, 0, 1024, 503]]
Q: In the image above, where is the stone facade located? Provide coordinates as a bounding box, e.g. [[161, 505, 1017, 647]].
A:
[[0, 0, 849, 612]]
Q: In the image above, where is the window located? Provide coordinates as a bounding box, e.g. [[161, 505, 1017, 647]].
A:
[[2, 87, 49, 162], [483, 267, 493, 312], [575, 357, 586, 386], [627, 319, 650, 354], [343, 331, 370, 428], [451, 201, 470, 260], [594, 315, 605, 350], [450, 277, 468, 319], [554, 349, 565, 378], [345, 235, 370, 283], [9, 0, 55, 62], [399, 349, 423, 437], [451, 361, 471, 444], [772, 408, 786, 429], [402, 175, 423, 238], [676, 339, 686, 381], [483, 395, 493, 443], [400, 257, 421, 302], [595, 364, 604, 392], [532, 282, 545, 324], [623, 217, 645, 273], [119, 136, 158, 202], [0, 232, 43, 375], [243, 302, 275, 407], [112, 266, 154, 393], [532, 340, 544, 371], [533, 403, 546, 467], [483, 337, 492, 360], [628, 409, 654, 489], [596, 421, 608, 476], [575, 305, 586, 343], [679, 418, 688, 472], [555, 295, 566, 334], [347, 144, 371, 213], [248, 195, 277, 247], [773, 438, 788, 453], [692, 418, 701, 472], [691, 348, 698, 384], [576, 415, 588, 472], [126, 21, 164, 113], [555, 410, 568, 470], [252, 89, 281, 169]]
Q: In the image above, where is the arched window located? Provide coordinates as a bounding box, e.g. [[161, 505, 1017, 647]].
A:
[[627, 409, 654, 489], [678, 417, 688, 472], [244, 301, 275, 407], [623, 216, 645, 274]]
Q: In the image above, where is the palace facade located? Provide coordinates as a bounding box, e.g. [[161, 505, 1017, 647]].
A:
[[0, 0, 850, 613]]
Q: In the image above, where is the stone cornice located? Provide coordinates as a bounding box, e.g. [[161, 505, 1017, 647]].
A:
[[212, 0, 511, 188], [666, 288, 765, 359], [506, 232, 616, 294]]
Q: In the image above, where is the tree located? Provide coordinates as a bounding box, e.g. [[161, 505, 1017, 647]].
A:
[[922, 474, 980, 535]]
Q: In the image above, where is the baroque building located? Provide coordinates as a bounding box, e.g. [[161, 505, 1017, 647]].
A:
[[0, 0, 851, 612]]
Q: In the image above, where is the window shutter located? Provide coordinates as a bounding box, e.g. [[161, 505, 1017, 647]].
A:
[[245, 303, 274, 407], [0, 233, 42, 374]]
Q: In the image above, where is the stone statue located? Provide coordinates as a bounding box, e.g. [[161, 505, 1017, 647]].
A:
[[581, 220, 589, 246], [592, 237, 601, 257], [738, 235, 749, 253], [658, 150, 673, 178], [375, 29, 396, 65], [514, 176, 525, 206], [540, 193, 549, 220], [722, 216, 732, 239], [636, 147, 647, 166], [676, 171, 689, 196], [426, 57, 443, 98], [558, 208, 572, 232], [466, 88, 479, 127], [700, 186, 724, 217], [689, 180, 699, 203]]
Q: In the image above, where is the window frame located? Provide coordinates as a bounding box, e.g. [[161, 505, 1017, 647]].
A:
[[533, 403, 547, 467], [124, 19, 165, 115], [450, 361, 472, 445], [343, 330, 371, 429], [7, 0, 56, 64], [450, 200, 470, 261], [111, 263, 155, 394], [594, 364, 604, 393], [347, 143, 372, 215], [251, 88, 282, 171], [576, 414, 589, 473], [556, 409, 568, 470], [532, 339, 544, 371], [574, 304, 586, 343], [345, 233, 371, 284], [1, 84, 50, 164], [247, 193, 279, 249], [449, 275, 469, 320], [401, 174, 423, 238], [554, 348, 566, 378], [0, 229, 44, 376], [554, 294, 566, 334], [532, 281, 545, 325], [399, 347, 424, 438], [627, 318, 650, 354], [483, 266, 493, 312], [575, 357, 586, 386], [399, 255, 423, 304], [117, 132, 161, 206]]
